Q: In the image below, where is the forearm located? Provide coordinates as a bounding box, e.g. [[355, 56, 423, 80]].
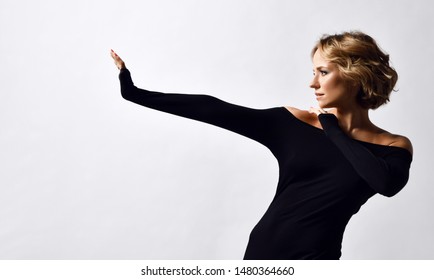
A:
[[318, 113, 411, 196], [118, 68, 278, 147]]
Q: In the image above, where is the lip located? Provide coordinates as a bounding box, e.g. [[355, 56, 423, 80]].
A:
[[315, 93, 324, 99]]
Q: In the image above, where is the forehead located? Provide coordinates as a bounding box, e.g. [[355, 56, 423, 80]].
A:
[[312, 50, 333, 68]]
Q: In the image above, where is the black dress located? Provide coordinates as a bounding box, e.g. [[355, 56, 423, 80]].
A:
[[117, 68, 412, 260]]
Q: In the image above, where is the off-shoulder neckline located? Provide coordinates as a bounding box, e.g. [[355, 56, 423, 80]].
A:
[[280, 107, 412, 156]]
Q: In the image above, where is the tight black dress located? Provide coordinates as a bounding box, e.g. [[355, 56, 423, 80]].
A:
[[118, 68, 412, 260]]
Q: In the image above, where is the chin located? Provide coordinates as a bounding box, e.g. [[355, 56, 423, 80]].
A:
[[317, 101, 330, 108], [318, 100, 337, 109]]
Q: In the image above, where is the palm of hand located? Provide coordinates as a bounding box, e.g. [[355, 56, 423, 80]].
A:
[[110, 49, 126, 70]]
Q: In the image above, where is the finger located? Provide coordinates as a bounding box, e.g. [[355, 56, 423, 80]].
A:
[[309, 107, 320, 115], [314, 107, 326, 114], [111, 49, 119, 57]]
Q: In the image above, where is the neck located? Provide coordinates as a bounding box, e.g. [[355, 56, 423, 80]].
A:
[[328, 106, 373, 134]]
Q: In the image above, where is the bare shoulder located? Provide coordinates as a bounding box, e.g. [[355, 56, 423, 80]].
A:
[[284, 107, 413, 154], [285, 106, 320, 127], [374, 127, 413, 154], [385, 133, 413, 154]]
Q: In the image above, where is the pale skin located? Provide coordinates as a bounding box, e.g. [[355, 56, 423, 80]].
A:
[[111, 49, 126, 70], [110, 49, 413, 154]]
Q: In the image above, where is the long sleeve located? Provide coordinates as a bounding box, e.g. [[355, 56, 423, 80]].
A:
[[118, 68, 280, 148], [318, 113, 412, 197]]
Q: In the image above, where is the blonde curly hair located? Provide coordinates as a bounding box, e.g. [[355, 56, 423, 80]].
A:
[[312, 31, 398, 109]]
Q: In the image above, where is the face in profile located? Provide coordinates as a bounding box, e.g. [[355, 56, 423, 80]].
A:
[[310, 50, 359, 109]]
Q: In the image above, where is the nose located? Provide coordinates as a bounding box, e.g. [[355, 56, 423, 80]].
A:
[[309, 75, 319, 89], [310, 75, 319, 89]]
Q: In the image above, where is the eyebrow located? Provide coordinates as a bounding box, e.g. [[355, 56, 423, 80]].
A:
[[314, 66, 329, 70]]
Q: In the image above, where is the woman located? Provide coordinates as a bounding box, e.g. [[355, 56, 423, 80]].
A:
[[110, 31, 413, 260]]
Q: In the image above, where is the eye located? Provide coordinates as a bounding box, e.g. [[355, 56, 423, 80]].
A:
[[313, 69, 329, 76]]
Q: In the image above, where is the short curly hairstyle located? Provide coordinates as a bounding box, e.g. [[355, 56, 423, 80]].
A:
[[311, 31, 398, 109]]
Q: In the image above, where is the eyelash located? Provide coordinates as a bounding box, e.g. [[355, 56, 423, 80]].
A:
[[313, 70, 328, 76]]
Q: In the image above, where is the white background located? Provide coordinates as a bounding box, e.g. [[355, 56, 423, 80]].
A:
[[0, 0, 433, 259]]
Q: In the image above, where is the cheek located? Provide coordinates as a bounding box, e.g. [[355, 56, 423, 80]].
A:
[[323, 77, 341, 92], [328, 76, 348, 93]]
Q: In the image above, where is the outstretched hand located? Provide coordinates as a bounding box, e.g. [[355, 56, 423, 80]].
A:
[[110, 49, 126, 70]]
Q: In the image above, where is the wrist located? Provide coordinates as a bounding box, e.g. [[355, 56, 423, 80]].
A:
[[318, 114, 341, 137]]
